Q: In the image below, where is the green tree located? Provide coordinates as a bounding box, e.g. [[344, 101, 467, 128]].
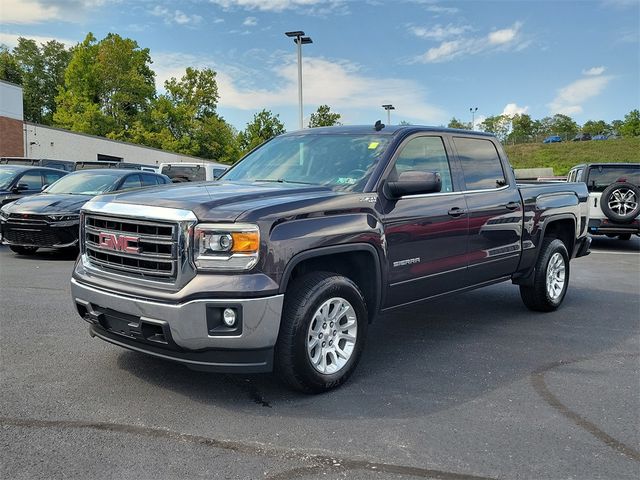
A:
[[582, 120, 611, 136], [0, 45, 22, 84], [308, 104, 341, 128], [237, 109, 286, 153], [447, 117, 469, 129], [479, 115, 511, 140], [54, 33, 155, 137], [119, 67, 239, 163], [611, 119, 624, 135], [548, 114, 579, 138], [508, 114, 535, 142], [1, 38, 71, 124], [619, 109, 640, 137]]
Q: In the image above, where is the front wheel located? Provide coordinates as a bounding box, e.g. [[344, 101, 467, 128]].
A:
[[520, 238, 570, 312], [9, 245, 38, 255], [275, 272, 368, 393]]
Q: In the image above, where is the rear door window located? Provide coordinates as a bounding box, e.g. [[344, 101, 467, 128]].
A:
[[453, 137, 507, 190], [44, 171, 66, 185], [140, 173, 159, 186], [119, 174, 142, 190]]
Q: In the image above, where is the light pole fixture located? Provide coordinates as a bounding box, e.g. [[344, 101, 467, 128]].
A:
[[285, 31, 313, 129], [382, 104, 395, 124], [469, 107, 478, 130]]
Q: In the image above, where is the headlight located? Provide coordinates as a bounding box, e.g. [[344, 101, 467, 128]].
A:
[[194, 223, 260, 271], [48, 213, 80, 226], [0, 208, 8, 221]]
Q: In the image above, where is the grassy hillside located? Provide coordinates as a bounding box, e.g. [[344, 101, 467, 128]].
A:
[[504, 137, 640, 175]]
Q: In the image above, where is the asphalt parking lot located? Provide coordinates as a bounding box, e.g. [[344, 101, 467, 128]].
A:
[[1, 237, 639, 480]]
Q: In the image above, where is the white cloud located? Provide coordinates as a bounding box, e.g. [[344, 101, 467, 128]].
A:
[[582, 66, 606, 76], [209, 0, 341, 12], [0, 0, 114, 24], [409, 24, 472, 41], [488, 23, 521, 45], [243, 16, 258, 26], [0, 0, 61, 24], [415, 22, 526, 63], [548, 74, 613, 115], [501, 103, 529, 117], [151, 6, 202, 26], [0, 32, 75, 48], [152, 51, 447, 125], [425, 5, 459, 14]]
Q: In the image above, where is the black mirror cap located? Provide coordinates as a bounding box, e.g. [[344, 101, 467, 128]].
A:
[[384, 171, 442, 198], [13, 183, 29, 193]]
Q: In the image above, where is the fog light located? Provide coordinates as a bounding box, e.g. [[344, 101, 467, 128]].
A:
[[223, 308, 236, 327]]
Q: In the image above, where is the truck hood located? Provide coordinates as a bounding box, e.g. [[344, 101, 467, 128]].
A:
[[1, 193, 93, 214], [89, 181, 340, 221]]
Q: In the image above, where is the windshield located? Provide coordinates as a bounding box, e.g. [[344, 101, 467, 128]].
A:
[[45, 171, 122, 195], [222, 134, 391, 191], [586, 165, 640, 192], [0, 168, 19, 190]]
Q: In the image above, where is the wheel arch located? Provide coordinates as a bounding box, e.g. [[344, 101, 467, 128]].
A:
[[279, 243, 383, 322]]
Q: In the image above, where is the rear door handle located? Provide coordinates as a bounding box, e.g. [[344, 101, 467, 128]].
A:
[[505, 202, 520, 210], [448, 207, 466, 217]]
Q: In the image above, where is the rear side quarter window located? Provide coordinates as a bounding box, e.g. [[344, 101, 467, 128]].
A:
[[453, 137, 507, 191]]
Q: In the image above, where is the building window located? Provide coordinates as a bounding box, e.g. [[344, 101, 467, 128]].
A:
[[97, 154, 123, 162]]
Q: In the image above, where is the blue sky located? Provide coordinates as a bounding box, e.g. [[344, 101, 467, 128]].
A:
[[1, 0, 639, 131]]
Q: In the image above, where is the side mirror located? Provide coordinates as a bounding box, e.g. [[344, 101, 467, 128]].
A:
[[384, 171, 442, 198], [12, 183, 29, 193]]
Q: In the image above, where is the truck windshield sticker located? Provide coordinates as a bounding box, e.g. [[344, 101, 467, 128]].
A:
[[368, 142, 380, 150], [336, 177, 357, 185]]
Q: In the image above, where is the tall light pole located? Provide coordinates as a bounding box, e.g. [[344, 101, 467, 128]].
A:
[[469, 107, 478, 130], [285, 31, 312, 130], [382, 104, 395, 124]]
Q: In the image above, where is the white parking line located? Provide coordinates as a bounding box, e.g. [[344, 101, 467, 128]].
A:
[[590, 250, 640, 255]]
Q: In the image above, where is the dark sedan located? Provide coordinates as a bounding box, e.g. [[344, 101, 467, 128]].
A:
[[0, 165, 68, 207], [0, 169, 171, 255]]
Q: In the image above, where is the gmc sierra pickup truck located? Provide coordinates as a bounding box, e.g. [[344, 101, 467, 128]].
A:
[[71, 125, 591, 393]]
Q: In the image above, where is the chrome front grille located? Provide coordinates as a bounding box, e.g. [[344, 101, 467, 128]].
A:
[[84, 214, 179, 281]]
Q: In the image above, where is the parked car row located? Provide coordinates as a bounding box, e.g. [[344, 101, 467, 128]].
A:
[[0, 169, 171, 254], [542, 133, 619, 143]]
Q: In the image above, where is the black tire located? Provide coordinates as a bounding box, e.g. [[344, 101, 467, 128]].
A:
[[618, 233, 632, 241], [275, 271, 368, 393], [60, 245, 80, 258], [520, 238, 570, 312], [9, 245, 38, 255], [600, 182, 640, 224]]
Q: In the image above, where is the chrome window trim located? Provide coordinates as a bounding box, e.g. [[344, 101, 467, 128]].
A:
[[399, 185, 510, 200]]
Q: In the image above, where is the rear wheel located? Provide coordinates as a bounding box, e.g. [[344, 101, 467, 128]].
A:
[[601, 182, 640, 224], [520, 238, 569, 312], [275, 271, 368, 393], [9, 245, 38, 255]]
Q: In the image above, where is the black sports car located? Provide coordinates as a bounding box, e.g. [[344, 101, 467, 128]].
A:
[[0, 169, 171, 255]]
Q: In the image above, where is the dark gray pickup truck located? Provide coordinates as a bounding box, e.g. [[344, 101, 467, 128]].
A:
[[71, 125, 591, 392]]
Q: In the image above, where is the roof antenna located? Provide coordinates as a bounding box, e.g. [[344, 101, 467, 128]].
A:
[[374, 120, 385, 131]]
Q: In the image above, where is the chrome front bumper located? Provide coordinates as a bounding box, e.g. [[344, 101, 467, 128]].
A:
[[71, 277, 284, 372]]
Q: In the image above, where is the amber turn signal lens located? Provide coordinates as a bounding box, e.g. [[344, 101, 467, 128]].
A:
[[231, 231, 259, 253]]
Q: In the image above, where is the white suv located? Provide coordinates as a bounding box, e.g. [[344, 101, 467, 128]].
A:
[[567, 163, 639, 240]]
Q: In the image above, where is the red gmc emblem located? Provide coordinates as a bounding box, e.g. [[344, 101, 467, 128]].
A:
[[98, 232, 141, 254]]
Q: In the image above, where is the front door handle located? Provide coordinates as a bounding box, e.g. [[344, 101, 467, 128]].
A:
[[505, 202, 520, 210], [448, 207, 466, 217]]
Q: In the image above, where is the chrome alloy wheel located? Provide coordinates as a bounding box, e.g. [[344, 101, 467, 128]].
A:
[[608, 188, 638, 216], [546, 252, 566, 301], [306, 297, 358, 375]]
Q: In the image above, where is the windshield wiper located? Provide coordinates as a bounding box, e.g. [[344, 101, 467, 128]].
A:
[[255, 178, 316, 185]]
